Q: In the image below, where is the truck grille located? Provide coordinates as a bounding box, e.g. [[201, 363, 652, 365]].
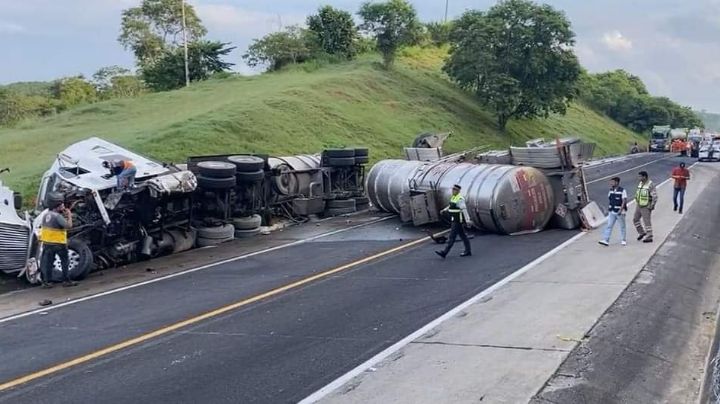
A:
[[0, 223, 30, 272]]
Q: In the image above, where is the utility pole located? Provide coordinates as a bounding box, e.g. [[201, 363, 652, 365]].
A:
[[181, 0, 190, 87], [444, 0, 449, 23]]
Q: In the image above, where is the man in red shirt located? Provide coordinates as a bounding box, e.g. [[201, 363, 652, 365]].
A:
[[671, 162, 690, 214]]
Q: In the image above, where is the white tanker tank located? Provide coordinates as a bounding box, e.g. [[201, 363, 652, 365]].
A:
[[367, 160, 556, 235]]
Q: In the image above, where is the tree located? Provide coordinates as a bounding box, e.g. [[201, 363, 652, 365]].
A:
[[119, 0, 206, 65], [243, 26, 312, 71], [358, 0, 422, 68], [51, 76, 98, 108], [444, 1, 581, 130], [93, 66, 146, 99], [143, 41, 235, 91], [0, 89, 56, 126], [424, 21, 453, 46], [93, 66, 132, 91], [307, 6, 358, 59]]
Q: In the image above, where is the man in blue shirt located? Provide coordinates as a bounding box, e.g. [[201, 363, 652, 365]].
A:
[[599, 176, 628, 246]]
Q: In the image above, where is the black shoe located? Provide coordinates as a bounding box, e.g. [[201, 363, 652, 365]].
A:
[[643, 238, 653, 243], [435, 251, 447, 259], [41, 282, 53, 289], [63, 281, 78, 287], [679, 209, 683, 214], [460, 251, 471, 257], [673, 206, 677, 211], [637, 233, 646, 241]]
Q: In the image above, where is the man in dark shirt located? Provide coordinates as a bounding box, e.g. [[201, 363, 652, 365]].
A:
[[671, 162, 690, 214], [39, 199, 78, 288]]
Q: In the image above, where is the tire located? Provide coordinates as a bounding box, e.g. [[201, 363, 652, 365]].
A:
[[236, 170, 265, 183], [232, 214, 262, 230], [327, 198, 356, 209], [197, 161, 236, 178], [46, 239, 93, 282], [196, 224, 235, 240], [197, 175, 236, 190], [197, 237, 233, 248], [354, 156, 369, 165], [354, 148, 369, 157], [327, 207, 356, 216], [327, 157, 355, 167], [235, 228, 261, 239], [228, 155, 265, 172], [325, 149, 355, 158]]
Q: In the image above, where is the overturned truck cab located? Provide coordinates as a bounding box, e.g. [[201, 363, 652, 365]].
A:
[[2, 137, 198, 284]]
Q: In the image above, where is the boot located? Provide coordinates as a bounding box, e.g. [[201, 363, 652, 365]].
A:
[[435, 251, 447, 259], [460, 251, 472, 257]]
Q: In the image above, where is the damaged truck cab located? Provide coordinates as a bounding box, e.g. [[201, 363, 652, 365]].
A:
[[3, 137, 198, 284]]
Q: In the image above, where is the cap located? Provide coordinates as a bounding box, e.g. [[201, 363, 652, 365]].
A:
[[453, 184, 462, 190]]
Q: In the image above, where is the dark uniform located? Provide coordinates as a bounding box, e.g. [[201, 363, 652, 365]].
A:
[[436, 186, 472, 258], [39, 208, 72, 285]]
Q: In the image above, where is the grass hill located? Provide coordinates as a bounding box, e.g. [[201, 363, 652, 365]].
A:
[[0, 47, 641, 199]]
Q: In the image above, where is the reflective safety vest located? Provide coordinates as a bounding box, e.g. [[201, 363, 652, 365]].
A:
[[608, 186, 624, 213], [636, 181, 653, 207], [39, 227, 67, 245], [448, 194, 464, 213]]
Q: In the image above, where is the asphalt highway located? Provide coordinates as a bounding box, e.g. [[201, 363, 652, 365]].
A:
[[0, 153, 694, 404]]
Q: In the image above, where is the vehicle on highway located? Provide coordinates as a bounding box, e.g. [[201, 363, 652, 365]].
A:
[[698, 139, 720, 162], [650, 125, 671, 152], [688, 128, 703, 158], [0, 138, 371, 285], [2, 138, 199, 284]]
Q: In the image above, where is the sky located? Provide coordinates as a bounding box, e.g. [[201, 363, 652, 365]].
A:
[[1, 0, 719, 111]]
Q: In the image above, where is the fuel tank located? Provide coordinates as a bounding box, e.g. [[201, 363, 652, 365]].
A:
[[367, 160, 555, 235]]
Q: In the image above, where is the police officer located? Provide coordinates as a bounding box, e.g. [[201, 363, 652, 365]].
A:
[[39, 197, 78, 288], [436, 184, 472, 258], [633, 171, 658, 243], [102, 159, 137, 190]]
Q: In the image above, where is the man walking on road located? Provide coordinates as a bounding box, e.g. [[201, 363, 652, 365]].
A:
[[671, 162, 690, 214], [633, 171, 658, 243], [599, 177, 627, 246], [436, 184, 472, 258], [39, 198, 78, 288]]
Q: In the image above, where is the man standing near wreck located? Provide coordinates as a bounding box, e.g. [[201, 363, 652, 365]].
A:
[[436, 184, 472, 258], [39, 198, 78, 288], [633, 171, 658, 243]]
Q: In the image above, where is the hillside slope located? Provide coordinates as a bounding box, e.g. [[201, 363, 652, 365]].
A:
[[0, 48, 640, 198]]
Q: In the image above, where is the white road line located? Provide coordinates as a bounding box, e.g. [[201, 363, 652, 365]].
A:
[[298, 231, 587, 404], [0, 215, 395, 325], [299, 167, 696, 404], [586, 154, 676, 184]]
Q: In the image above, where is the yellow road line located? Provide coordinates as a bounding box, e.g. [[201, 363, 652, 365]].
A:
[[0, 235, 436, 392]]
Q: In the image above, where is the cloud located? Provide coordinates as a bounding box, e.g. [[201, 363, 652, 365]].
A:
[[195, 4, 306, 37], [0, 21, 24, 34], [602, 31, 633, 51]]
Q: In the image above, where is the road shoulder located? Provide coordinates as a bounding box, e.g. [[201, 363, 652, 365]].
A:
[[312, 163, 719, 404]]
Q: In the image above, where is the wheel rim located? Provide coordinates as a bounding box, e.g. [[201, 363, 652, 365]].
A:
[[53, 249, 80, 276]]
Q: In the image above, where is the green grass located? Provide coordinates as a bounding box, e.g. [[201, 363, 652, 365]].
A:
[[0, 48, 642, 199]]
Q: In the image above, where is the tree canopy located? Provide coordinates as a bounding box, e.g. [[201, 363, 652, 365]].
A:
[[444, 0, 581, 129], [307, 6, 358, 59], [358, 0, 422, 68]]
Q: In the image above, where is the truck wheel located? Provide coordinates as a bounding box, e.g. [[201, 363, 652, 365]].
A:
[[324, 149, 356, 158], [235, 228, 261, 239], [197, 161, 237, 178], [197, 175, 236, 190], [354, 156, 370, 165], [327, 157, 356, 167], [46, 239, 92, 282], [228, 155, 265, 172], [232, 215, 262, 230], [196, 224, 235, 240], [236, 170, 265, 183]]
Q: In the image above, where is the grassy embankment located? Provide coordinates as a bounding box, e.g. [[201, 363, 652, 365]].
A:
[[0, 47, 642, 199]]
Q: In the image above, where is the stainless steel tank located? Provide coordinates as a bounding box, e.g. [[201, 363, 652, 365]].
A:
[[267, 155, 322, 197], [367, 160, 555, 235]]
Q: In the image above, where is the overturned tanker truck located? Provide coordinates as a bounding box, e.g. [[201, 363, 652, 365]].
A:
[[368, 137, 596, 235], [0, 137, 369, 284]]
